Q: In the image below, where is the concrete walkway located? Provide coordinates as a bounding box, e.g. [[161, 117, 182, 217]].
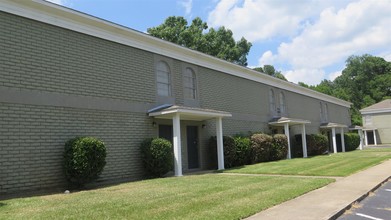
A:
[[246, 159, 391, 220]]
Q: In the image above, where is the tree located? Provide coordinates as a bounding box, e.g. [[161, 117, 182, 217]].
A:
[[148, 16, 252, 66], [298, 54, 391, 125], [253, 65, 287, 81]]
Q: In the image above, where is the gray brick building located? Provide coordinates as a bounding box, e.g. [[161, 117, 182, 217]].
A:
[[0, 0, 351, 195]]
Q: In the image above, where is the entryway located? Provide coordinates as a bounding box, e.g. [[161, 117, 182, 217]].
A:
[[187, 126, 199, 169]]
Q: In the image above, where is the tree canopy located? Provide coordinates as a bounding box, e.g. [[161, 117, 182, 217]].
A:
[[253, 65, 287, 81], [147, 16, 252, 66], [299, 54, 391, 125]]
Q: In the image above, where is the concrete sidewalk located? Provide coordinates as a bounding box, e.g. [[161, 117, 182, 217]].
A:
[[246, 159, 391, 220]]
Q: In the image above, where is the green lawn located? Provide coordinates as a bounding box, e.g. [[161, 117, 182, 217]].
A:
[[0, 175, 332, 220], [225, 148, 391, 177]]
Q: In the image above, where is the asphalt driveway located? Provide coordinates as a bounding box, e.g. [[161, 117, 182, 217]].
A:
[[338, 179, 391, 220]]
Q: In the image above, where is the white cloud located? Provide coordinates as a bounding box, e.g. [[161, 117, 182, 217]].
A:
[[328, 70, 342, 81], [259, 50, 276, 66], [276, 0, 391, 70], [208, 0, 391, 85], [179, 0, 193, 17], [208, 0, 353, 42], [284, 68, 326, 85]]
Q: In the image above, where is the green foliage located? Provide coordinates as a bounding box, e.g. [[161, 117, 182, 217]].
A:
[[147, 16, 252, 66], [271, 134, 288, 161], [64, 137, 107, 187], [294, 134, 328, 157], [250, 133, 273, 163], [344, 133, 360, 151], [141, 138, 173, 178], [253, 65, 287, 81], [233, 136, 251, 166], [297, 54, 391, 126], [208, 136, 237, 169]]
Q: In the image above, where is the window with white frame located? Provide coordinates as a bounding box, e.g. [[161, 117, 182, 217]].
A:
[[269, 89, 276, 113], [279, 92, 286, 113], [156, 61, 171, 96], [183, 67, 197, 99]]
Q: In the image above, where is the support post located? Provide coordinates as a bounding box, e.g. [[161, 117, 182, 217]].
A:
[[216, 117, 225, 170], [284, 123, 291, 159], [364, 130, 368, 146], [332, 127, 337, 153], [358, 130, 363, 150], [373, 129, 377, 145], [301, 124, 307, 158], [173, 113, 182, 176], [341, 128, 345, 152]]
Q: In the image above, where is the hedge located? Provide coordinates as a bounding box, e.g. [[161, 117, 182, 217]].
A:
[[344, 133, 360, 151], [271, 134, 288, 161], [250, 133, 273, 163], [294, 134, 328, 157], [63, 137, 107, 188], [208, 136, 236, 169], [141, 138, 173, 178], [233, 136, 251, 166]]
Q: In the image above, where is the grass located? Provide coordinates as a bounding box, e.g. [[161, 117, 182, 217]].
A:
[[0, 175, 333, 220], [225, 148, 391, 177]]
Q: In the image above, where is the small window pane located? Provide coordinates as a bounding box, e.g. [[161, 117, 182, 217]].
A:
[[184, 68, 196, 99], [156, 61, 171, 96], [269, 89, 275, 112], [279, 92, 285, 113]]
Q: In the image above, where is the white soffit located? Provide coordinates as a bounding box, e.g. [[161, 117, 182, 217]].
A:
[[1, 0, 352, 108]]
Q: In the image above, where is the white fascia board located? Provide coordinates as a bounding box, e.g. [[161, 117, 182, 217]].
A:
[[360, 109, 391, 115], [1, 0, 351, 108], [149, 108, 232, 118]]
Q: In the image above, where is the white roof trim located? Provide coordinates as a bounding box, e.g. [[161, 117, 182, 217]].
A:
[[269, 117, 311, 126], [320, 122, 348, 128], [0, 0, 352, 108], [149, 108, 232, 118], [360, 108, 391, 115]]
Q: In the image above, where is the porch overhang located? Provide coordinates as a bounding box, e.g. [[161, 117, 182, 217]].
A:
[[269, 117, 311, 159], [148, 105, 231, 176], [269, 117, 311, 126], [320, 122, 348, 153], [361, 127, 378, 146], [320, 122, 348, 129], [148, 105, 232, 121]]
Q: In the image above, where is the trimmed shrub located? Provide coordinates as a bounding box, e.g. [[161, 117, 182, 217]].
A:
[[271, 134, 288, 161], [209, 136, 236, 169], [233, 136, 251, 166], [64, 137, 107, 187], [141, 138, 173, 178], [294, 134, 328, 157], [344, 133, 360, 151], [250, 133, 273, 163]]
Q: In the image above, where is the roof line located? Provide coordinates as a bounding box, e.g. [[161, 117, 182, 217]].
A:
[[1, 0, 352, 107]]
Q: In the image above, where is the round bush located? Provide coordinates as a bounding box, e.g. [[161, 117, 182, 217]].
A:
[[344, 133, 360, 151], [64, 137, 107, 187], [250, 133, 273, 163], [307, 134, 328, 156], [141, 138, 173, 178], [271, 134, 288, 161], [234, 136, 251, 166]]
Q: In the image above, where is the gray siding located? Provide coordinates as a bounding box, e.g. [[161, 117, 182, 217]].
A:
[[0, 11, 351, 195]]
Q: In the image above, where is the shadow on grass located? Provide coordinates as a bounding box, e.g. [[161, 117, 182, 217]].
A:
[[0, 202, 6, 207]]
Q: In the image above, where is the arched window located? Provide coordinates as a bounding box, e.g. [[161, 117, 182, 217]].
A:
[[324, 103, 329, 122], [320, 102, 324, 122], [183, 67, 197, 99], [279, 92, 286, 113], [269, 89, 275, 113], [156, 61, 171, 96]]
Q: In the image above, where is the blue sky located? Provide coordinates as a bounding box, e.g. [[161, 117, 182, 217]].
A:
[[48, 0, 391, 85]]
